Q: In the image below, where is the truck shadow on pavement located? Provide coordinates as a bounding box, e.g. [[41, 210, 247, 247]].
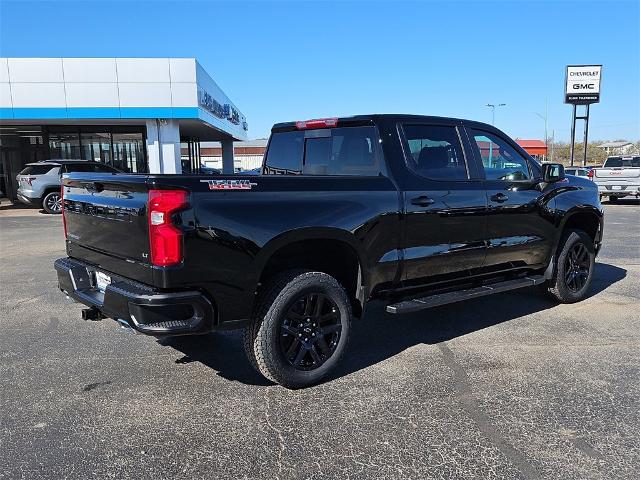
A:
[[160, 262, 626, 387]]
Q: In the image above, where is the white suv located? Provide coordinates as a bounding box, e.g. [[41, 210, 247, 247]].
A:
[[16, 160, 120, 214]]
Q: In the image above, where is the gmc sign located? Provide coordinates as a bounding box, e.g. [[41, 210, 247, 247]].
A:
[[565, 65, 602, 104]]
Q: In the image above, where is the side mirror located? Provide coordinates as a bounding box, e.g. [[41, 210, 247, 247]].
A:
[[542, 163, 565, 183]]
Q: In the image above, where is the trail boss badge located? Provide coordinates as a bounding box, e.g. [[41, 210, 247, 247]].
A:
[[200, 179, 258, 190]]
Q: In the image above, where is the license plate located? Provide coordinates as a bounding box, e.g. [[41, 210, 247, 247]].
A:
[[611, 185, 622, 190], [95, 271, 111, 293]]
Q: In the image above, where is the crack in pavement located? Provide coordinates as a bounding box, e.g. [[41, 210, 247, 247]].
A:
[[263, 387, 286, 479], [438, 342, 540, 480]]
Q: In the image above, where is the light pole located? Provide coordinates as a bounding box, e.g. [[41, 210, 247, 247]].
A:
[[486, 103, 506, 125], [534, 97, 548, 160], [485, 103, 505, 166]]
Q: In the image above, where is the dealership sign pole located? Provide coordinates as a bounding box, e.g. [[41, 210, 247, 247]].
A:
[[565, 65, 602, 166]]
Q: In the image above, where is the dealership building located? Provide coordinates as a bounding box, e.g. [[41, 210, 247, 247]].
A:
[[0, 57, 247, 201]]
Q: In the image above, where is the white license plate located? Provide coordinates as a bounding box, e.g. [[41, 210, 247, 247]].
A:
[[95, 271, 111, 293], [611, 185, 622, 190]]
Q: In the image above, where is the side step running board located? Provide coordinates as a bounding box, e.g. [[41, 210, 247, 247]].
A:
[[386, 276, 545, 314]]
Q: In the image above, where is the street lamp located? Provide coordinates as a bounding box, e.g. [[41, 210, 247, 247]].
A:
[[486, 103, 506, 125], [533, 97, 549, 160]]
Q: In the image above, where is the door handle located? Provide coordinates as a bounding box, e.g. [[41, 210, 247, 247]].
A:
[[490, 192, 509, 203], [411, 195, 435, 207]]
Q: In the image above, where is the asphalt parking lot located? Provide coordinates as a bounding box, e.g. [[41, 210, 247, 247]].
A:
[[0, 200, 638, 480]]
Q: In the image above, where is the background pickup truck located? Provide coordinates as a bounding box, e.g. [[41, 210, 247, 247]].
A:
[[55, 114, 604, 388], [593, 155, 640, 201]]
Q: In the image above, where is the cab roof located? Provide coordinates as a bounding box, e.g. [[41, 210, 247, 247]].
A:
[[272, 114, 495, 132]]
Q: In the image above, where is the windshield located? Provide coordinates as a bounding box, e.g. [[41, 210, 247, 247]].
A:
[[603, 157, 640, 168]]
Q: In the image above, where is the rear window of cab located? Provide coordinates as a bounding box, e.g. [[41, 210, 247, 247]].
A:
[[263, 126, 386, 176], [604, 157, 640, 168]]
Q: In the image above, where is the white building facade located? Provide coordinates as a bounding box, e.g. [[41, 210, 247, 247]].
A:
[[0, 57, 247, 200]]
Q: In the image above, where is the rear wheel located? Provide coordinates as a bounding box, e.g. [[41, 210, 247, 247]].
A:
[[42, 191, 62, 214], [608, 196, 619, 203], [544, 229, 595, 303], [245, 270, 351, 389]]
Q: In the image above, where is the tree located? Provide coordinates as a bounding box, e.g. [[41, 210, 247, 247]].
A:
[[547, 139, 639, 166]]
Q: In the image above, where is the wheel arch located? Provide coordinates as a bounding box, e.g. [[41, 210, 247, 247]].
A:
[[254, 228, 368, 317], [41, 184, 62, 198], [557, 207, 602, 245]]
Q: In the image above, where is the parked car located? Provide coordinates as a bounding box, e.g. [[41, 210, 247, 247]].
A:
[[565, 167, 591, 178], [54, 115, 603, 388], [236, 167, 262, 175], [16, 160, 121, 214], [592, 156, 640, 201]]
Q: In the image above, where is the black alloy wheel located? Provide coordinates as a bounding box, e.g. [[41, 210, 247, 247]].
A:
[[564, 243, 591, 292], [245, 270, 352, 389], [543, 229, 595, 304], [279, 293, 342, 371]]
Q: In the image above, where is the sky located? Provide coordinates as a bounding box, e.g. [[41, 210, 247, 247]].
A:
[[0, 0, 638, 142]]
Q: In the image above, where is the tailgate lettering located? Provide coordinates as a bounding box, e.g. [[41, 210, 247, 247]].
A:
[[201, 179, 257, 190]]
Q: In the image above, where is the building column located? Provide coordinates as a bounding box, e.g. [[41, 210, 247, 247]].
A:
[[221, 138, 234, 174], [145, 119, 182, 174]]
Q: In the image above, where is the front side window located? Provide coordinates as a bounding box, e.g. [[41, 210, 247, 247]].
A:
[[401, 124, 467, 180], [468, 129, 531, 181]]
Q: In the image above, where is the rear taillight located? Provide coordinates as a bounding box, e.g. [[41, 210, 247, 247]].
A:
[[295, 118, 338, 130], [148, 189, 189, 267], [61, 185, 67, 238], [26, 176, 36, 186], [589, 169, 595, 179]]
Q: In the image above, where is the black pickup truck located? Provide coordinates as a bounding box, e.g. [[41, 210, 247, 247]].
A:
[[55, 115, 603, 388]]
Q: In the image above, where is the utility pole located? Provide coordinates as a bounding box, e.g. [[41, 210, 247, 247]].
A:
[[534, 98, 549, 161], [486, 103, 506, 125]]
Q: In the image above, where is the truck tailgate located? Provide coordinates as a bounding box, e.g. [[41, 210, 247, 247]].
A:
[[62, 174, 154, 285]]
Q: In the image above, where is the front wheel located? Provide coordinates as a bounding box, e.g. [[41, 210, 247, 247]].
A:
[[543, 229, 595, 303], [245, 270, 351, 389], [42, 191, 63, 214]]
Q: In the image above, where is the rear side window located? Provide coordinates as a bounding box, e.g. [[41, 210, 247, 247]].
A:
[[93, 164, 119, 173], [64, 163, 117, 173], [264, 126, 384, 176], [401, 125, 468, 180], [19, 165, 56, 175], [604, 157, 640, 167]]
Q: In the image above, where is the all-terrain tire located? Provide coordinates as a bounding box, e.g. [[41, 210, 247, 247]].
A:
[[544, 229, 595, 303], [242, 316, 260, 374], [246, 270, 351, 389]]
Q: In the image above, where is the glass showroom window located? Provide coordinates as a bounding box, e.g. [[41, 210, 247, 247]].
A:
[[49, 131, 81, 159], [81, 132, 112, 164], [112, 133, 147, 173]]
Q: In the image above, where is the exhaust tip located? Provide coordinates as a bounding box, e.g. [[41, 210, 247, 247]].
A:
[[116, 318, 137, 334]]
